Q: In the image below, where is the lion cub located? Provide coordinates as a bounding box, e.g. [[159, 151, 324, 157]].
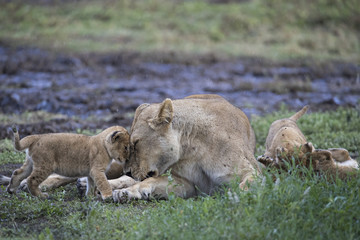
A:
[[257, 106, 359, 179], [7, 126, 130, 200], [257, 106, 314, 169], [310, 148, 358, 180]]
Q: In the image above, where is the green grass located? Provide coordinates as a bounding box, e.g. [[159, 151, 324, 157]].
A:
[[0, 108, 359, 239], [0, 111, 68, 125], [0, 0, 359, 62], [0, 139, 24, 165]]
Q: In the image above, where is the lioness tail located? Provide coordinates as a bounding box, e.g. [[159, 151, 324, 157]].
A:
[[289, 105, 309, 122]]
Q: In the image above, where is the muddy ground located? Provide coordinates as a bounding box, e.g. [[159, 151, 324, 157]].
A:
[[0, 45, 359, 140]]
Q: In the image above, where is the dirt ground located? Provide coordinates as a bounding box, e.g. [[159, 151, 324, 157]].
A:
[[0, 44, 359, 140]]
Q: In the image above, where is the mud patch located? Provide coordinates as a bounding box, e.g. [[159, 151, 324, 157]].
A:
[[0, 163, 22, 177], [0, 45, 359, 139]]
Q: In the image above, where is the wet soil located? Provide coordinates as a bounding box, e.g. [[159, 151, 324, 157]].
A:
[[0, 45, 359, 139]]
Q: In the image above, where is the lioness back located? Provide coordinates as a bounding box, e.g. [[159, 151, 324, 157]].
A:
[[177, 96, 256, 153]]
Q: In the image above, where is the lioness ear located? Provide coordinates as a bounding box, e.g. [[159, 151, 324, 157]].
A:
[[131, 103, 150, 133], [148, 98, 173, 129]]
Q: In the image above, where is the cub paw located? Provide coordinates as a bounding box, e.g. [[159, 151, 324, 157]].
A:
[[38, 192, 49, 199], [257, 155, 274, 166], [76, 178, 87, 197], [18, 180, 30, 193], [6, 186, 15, 194]]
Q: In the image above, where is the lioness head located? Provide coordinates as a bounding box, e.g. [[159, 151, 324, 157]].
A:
[[125, 98, 181, 181], [105, 128, 130, 164]]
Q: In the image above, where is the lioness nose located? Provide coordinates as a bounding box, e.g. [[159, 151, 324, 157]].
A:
[[125, 171, 133, 178]]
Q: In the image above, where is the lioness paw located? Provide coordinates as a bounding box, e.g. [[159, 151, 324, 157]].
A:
[[113, 189, 137, 203], [112, 186, 151, 203]]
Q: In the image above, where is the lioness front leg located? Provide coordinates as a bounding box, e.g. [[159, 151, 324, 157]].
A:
[[112, 176, 196, 203], [108, 175, 138, 190], [77, 175, 138, 197]]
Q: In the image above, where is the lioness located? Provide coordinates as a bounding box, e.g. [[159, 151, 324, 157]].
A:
[[257, 106, 314, 169], [112, 94, 261, 202], [7, 126, 130, 200]]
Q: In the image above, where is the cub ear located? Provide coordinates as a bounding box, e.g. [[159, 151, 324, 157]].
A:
[[312, 150, 332, 162], [108, 131, 128, 144], [148, 98, 173, 129], [301, 142, 315, 154]]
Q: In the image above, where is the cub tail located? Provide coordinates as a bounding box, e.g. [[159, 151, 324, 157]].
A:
[[289, 105, 309, 122], [11, 125, 40, 151]]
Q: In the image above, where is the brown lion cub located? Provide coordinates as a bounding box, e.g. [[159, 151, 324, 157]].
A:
[[257, 105, 314, 169], [310, 148, 358, 180], [7, 126, 130, 200], [257, 107, 359, 179]]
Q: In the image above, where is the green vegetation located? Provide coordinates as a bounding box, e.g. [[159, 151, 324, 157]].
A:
[[0, 139, 24, 165], [0, 0, 359, 62], [1, 108, 359, 239], [0, 111, 67, 125]]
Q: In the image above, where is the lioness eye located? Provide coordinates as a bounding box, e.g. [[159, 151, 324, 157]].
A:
[[124, 146, 128, 150]]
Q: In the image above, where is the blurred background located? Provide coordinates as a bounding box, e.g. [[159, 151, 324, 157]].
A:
[[0, 0, 359, 137]]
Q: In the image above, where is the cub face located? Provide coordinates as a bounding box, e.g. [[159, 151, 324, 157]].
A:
[[105, 129, 130, 164], [125, 99, 180, 181]]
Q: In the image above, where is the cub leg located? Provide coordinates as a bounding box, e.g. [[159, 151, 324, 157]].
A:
[[77, 160, 126, 197], [105, 160, 124, 179], [89, 169, 112, 200], [113, 175, 196, 203], [7, 154, 33, 194], [275, 147, 287, 163], [27, 168, 52, 198], [40, 174, 77, 190], [18, 174, 77, 192]]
